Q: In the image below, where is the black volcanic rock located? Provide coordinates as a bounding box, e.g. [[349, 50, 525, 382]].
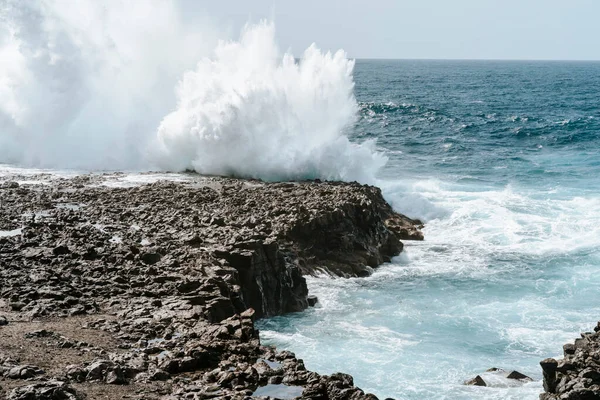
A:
[[540, 324, 600, 399], [0, 173, 423, 399]]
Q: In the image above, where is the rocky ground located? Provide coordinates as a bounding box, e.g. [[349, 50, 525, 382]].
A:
[[540, 323, 600, 400], [0, 172, 423, 400]]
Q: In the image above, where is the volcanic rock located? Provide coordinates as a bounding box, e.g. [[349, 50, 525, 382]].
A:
[[0, 173, 423, 399]]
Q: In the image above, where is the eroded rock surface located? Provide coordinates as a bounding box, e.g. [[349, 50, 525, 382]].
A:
[[0, 173, 422, 399], [540, 322, 600, 400]]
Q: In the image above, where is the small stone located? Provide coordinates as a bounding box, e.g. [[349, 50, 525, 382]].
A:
[[485, 367, 503, 372], [0, 316, 8, 326]]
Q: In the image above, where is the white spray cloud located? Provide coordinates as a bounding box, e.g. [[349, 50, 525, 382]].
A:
[[0, 1, 386, 182], [0, 0, 216, 169], [153, 21, 387, 182]]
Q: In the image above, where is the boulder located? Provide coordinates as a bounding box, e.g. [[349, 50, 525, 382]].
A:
[[506, 370, 532, 381], [464, 375, 486, 386]]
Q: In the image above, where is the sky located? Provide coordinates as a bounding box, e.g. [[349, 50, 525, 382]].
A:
[[185, 0, 600, 60]]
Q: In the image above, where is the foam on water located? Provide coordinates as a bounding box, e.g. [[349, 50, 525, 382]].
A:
[[258, 174, 600, 399]]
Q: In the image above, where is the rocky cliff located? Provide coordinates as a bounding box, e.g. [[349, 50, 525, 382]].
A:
[[540, 322, 600, 400], [0, 173, 422, 399]]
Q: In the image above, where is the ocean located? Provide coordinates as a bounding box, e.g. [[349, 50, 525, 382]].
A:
[[2, 9, 600, 398], [257, 60, 600, 400]]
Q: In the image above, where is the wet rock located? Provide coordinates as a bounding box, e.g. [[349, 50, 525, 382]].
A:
[[540, 358, 558, 393], [540, 326, 600, 399], [464, 375, 487, 386], [506, 370, 532, 381], [3, 181, 19, 189]]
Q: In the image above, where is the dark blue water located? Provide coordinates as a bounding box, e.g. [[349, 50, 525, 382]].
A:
[[355, 60, 600, 186], [258, 61, 600, 400]]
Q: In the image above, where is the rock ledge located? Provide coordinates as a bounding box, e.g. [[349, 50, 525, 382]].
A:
[[0, 174, 422, 399]]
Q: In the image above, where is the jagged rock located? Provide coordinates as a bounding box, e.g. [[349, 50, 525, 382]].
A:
[[65, 365, 87, 383], [105, 367, 127, 385], [307, 295, 319, 307], [0, 175, 423, 400], [540, 358, 558, 393], [506, 370, 532, 381], [8, 380, 84, 400], [85, 360, 113, 381], [464, 375, 487, 386], [540, 325, 600, 399], [149, 369, 170, 381], [52, 245, 70, 255]]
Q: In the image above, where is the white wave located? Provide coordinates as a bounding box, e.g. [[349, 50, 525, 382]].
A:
[[0, 2, 385, 182], [0, 0, 216, 170], [381, 178, 600, 277], [152, 21, 385, 182]]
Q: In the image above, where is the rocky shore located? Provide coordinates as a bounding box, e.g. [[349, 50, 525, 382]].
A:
[[540, 323, 600, 400], [0, 172, 423, 399]]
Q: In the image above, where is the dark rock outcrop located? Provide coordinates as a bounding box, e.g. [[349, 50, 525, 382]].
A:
[[465, 375, 487, 386], [0, 172, 422, 399], [540, 323, 600, 399]]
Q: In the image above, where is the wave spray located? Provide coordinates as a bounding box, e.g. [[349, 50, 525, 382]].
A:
[[0, 1, 385, 182]]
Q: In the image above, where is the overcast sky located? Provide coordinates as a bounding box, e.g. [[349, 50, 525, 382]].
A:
[[186, 0, 600, 60]]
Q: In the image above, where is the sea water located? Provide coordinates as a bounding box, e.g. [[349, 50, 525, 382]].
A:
[[257, 60, 600, 399]]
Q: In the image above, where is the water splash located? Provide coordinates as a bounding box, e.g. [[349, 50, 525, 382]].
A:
[[0, 0, 216, 169], [0, 2, 385, 182], [153, 21, 386, 182]]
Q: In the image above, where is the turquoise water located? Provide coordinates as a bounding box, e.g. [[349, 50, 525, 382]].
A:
[[257, 61, 600, 399]]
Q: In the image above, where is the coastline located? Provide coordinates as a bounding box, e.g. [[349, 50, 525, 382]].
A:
[[540, 324, 600, 399], [0, 172, 422, 399]]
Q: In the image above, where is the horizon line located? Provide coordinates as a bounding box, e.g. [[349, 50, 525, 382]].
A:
[[350, 57, 600, 62]]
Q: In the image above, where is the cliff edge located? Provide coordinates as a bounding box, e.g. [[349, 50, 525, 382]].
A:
[[540, 322, 600, 400], [0, 174, 422, 399]]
